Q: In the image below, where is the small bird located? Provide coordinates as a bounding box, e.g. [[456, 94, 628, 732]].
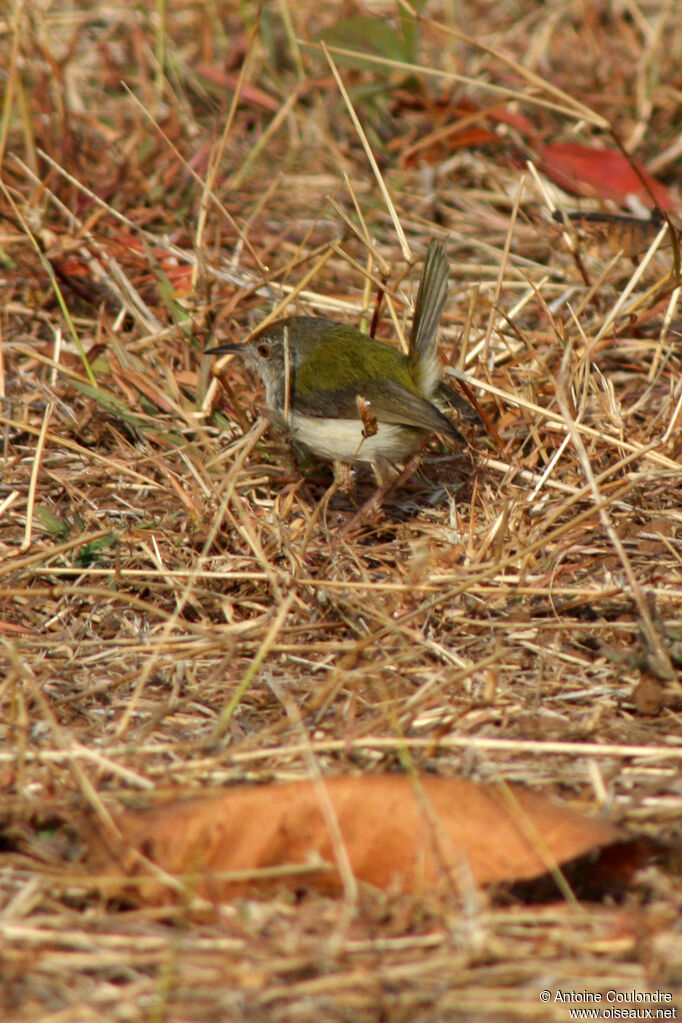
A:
[[208, 239, 475, 484]]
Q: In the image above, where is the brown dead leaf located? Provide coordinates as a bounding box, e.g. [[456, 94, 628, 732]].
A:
[[94, 774, 637, 904], [633, 676, 665, 716], [551, 210, 672, 259]]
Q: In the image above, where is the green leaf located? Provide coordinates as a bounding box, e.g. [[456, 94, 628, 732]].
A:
[[74, 533, 118, 568], [70, 379, 151, 431], [34, 506, 69, 539], [321, 14, 420, 67]]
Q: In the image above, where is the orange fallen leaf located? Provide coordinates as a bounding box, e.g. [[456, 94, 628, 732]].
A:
[[395, 97, 534, 169], [0, 620, 35, 636], [94, 774, 641, 904]]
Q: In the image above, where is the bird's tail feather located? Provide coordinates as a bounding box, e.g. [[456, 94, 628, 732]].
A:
[[409, 239, 449, 394]]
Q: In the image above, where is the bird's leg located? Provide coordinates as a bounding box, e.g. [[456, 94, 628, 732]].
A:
[[336, 452, 422, 538], [371, 455, 398, 488], [332, 459, 356, 493]]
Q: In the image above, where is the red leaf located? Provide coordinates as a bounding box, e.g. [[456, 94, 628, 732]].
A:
[[539, 143, 672, 210]]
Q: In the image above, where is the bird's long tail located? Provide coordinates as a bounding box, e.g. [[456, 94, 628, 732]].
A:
[[408, 238, 449, 394]]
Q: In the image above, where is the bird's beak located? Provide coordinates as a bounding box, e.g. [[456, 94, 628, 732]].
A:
[[205, 342, 242, 356]]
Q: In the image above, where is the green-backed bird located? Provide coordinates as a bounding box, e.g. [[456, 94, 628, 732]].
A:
[[207, 239, 475, 483]]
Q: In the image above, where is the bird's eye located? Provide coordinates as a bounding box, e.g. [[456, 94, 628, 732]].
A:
[[257, 342, 270, 358]]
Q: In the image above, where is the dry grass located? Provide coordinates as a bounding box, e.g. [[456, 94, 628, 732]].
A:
[[1, 0, 682, 1019]]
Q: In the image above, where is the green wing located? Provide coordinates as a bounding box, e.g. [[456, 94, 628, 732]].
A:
[[293, 378, 462, 441]]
